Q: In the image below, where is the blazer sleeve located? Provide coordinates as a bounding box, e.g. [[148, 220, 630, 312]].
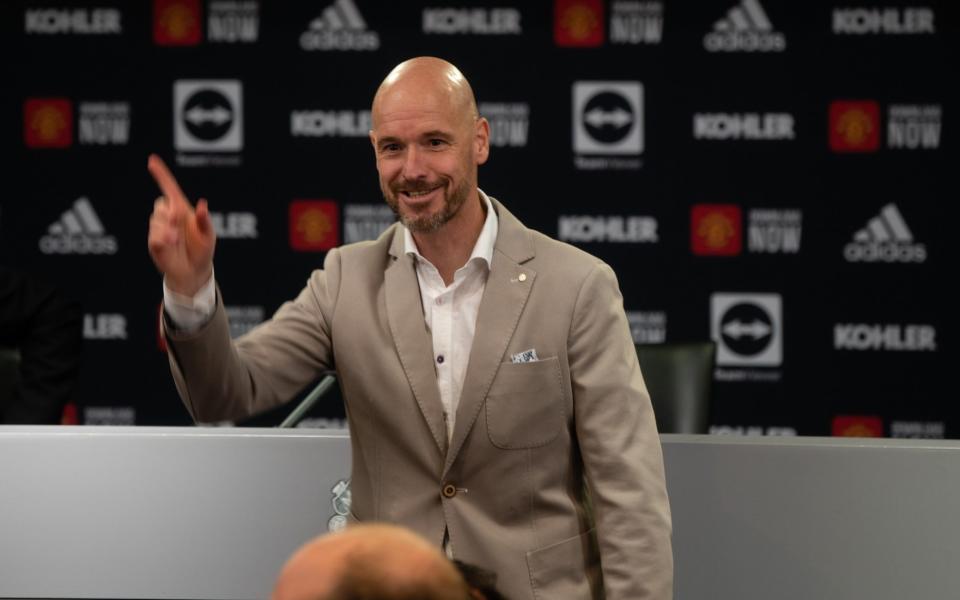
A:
[[163, 248, 343, 424], [569, 261, 674, 600]]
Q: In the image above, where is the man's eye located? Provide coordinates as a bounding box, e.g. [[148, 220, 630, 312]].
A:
[[429, 139, 447, 147], [381, 144, 400, 153]]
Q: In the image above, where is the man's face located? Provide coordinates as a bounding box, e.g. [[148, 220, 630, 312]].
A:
[[370, 87, 488, 234]]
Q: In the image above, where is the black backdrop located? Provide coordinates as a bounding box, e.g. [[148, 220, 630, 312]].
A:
[[3, 0, 954, 437]]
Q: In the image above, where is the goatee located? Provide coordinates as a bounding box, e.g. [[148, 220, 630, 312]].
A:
[[384, 178, 471, 234]]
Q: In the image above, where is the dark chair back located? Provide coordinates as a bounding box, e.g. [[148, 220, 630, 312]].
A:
[[635, 342, 715, 434]]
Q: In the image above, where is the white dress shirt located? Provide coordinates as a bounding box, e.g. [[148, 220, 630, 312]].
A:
[[403, 191, 498, 441], [163, 274, 217, 331]]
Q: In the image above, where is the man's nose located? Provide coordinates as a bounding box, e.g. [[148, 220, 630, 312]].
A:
[[401, 145, 428, 180]]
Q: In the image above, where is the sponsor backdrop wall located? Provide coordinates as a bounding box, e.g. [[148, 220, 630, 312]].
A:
[[3, 0, 954, 437]]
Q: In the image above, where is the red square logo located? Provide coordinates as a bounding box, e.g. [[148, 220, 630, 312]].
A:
[[154, 0, 202, 46], [832, 415, 883, 438], [60, 403, 80, 426], [691, 204, 742, 256], [290, 200, 340, 251], [24, 98, 73, 148], [555, 0, 604, 47], [829, 100, 880, 153]]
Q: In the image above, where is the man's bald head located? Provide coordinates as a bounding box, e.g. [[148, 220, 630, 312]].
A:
[[371, 57, 479, 130], [368, 57, 490, 238], [272, 524, 471, 600]]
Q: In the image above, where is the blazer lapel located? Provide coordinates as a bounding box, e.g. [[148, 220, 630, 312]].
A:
[[385, 229, 448, 457], [444, 199, 536, 474]]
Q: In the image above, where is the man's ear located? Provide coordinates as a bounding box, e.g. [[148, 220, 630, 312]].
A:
[[369, 130, 378, 155], [474, 117, 490, 165]]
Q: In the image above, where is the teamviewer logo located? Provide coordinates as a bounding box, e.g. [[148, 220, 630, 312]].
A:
[[174, 80, 243, 152], [573, 81, 643, 155], [711, 293, 782, 367]]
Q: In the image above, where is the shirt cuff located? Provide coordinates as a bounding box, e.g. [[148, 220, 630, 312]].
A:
[[162, 272, 216, 332]]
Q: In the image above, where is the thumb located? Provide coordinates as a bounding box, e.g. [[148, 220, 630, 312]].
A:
[[195, 198, 213, 236]]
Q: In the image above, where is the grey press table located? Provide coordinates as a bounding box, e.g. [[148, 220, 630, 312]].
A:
[[2, 427, 959, 599]]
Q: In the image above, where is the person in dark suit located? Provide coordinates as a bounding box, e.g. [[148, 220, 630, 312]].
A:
[[0, 267, 82, 423]]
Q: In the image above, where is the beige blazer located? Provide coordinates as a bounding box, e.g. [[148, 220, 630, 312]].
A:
[[165, 197, 673, 599]]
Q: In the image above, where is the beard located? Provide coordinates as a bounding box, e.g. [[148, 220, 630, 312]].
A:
[[383, 176, 472, 234]]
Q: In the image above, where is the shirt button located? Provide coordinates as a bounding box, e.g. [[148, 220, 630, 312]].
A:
[[437, 355, 445, 364], [435, 297, 443, 305], [442, 483, 457, 498]]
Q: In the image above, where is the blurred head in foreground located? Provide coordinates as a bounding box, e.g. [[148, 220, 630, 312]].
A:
[[271, 524, 472, 600]]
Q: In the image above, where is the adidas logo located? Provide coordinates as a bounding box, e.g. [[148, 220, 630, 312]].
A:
[[704, 0, 786, 53], [39, 197, 118, 255], [843, 203, 926, 263], [300, 0, 380, 51]]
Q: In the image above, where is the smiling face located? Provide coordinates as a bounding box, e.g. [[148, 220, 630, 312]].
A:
[[370, 58, 489, 234]]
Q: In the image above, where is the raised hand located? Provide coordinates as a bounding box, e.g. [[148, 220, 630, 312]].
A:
[[146, 154, 216, 296]]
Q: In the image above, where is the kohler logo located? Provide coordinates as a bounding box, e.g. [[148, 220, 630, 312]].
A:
[[834, 324, 936, 351], [832, 8, 934, 35], [84, 314, 127, 340], [422, 8, 521, 34], [210, 212, 258, 239], [694, 113, 794, 140], [291, 110, 371, 137], [558, 215, 658, 243], [25, 8, 122, 34]]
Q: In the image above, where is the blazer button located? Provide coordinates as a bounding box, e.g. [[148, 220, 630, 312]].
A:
[[442, 483, 457, 499]]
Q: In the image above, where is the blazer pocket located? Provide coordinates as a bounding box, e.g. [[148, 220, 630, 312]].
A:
[[526, 529, 599, 599], [486, 356, 564, 449]]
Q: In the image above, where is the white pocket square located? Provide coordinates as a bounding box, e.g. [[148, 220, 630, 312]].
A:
[[510, 349, 539, 364]]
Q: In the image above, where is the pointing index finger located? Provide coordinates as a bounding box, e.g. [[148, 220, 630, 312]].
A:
[[147, 153, 190, 207]]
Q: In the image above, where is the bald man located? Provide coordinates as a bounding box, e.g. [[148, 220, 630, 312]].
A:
[[150, 57, 673, 599], [272, 525, 471, 600]]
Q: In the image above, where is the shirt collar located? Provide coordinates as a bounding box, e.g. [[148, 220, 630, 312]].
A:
[[404, 189, 499, 269]]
